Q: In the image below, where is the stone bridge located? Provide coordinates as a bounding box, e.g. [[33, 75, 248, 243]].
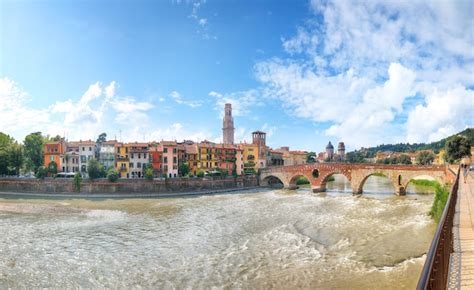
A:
[[259, 163, 455, 195]]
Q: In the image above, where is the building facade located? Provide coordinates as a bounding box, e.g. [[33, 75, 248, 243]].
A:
[[128, 142, 149, 178], [99, 140, 117, 170], [44, 140, 65, 173], [116, 142, 130, 178], [78, 140, 95, 174], [162, 141, 178, 178]]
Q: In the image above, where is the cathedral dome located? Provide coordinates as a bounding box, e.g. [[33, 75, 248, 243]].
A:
[[326, 141, 334, 150]]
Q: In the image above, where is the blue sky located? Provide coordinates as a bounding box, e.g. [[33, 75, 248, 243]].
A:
[[1, 0, 473, 152]]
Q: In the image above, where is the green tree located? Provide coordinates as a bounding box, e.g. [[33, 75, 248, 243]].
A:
[[345, 151, 366, 163], [48, 160, 58, 175], [445, 135, 471, 164], [0, 132, 13, 148], [7, 142, 23, 176], [35, 166, 47, 179], [107, 168, 119, 182], [416, 151, 435, 165], [306, 152, 317, 163], [87, 158, 102, 180], [178, 163, 190, 176], [24, 132, 44, 173], [73, 172, 82, 192], [397, 154, 412, 165], [197, 169, 205, 178], [95, 132, 107, 159], [145, 167, 154, 180]]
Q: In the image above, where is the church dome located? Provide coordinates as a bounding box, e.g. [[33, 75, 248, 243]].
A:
[[326, 141, 334, 150]]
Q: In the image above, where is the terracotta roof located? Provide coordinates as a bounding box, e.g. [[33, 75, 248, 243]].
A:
[[185, 144, 198, 154], [102, 140, 118, 145]]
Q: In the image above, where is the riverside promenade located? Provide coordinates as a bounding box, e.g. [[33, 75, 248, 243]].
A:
[[449, 170, 474, 289]]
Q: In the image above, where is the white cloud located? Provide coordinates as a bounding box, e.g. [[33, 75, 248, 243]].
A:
[[0, 78, 51, 140], [210, 89, 263, 117], [253, 0, 474, 148], [170, 90, 202, 108], [406, 86, 474, 143], [105, 81, 116, 98]]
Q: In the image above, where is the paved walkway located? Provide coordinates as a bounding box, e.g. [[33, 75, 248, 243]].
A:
[[449, 171, 474, 289]]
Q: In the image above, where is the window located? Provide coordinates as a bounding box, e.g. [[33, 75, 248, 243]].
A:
[[81, 156, 86, 162], [138, 153, 141, 159], [164, 157, 168, 163], [131, 153, 134, 159], [144, 153, 147, 159], [82, 147, 85, 151], [89, 147, 91, 151], [130, 163, 134, 168], [173, 157, 177, 163], [173, 148, 177, 153], [137, 162, 141, 168], [164, 148, 168, 153]]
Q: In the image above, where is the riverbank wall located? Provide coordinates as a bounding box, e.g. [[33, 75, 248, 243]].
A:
[[0, 176, 259, 195]]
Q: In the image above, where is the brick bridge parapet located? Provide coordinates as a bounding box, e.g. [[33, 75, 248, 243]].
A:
[[259, 163, 453, 195]]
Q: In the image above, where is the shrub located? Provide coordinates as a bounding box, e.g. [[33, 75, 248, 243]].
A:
[[107, 168, 119, 182], [197, 170, 205, 178], [35, 166, 47, 180], [73, 172, 82, 192], [145, 167, 154, 180]]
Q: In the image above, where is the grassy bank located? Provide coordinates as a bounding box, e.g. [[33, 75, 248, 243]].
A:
[[429, 183, 450, 223], [410, 179, 439, 187]]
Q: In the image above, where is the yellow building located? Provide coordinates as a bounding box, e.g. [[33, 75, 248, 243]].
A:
[[239, 142, 259, 174], [115, 142, 130, 178], [184, 144, 199, 175], [197, 141, 218, 171]]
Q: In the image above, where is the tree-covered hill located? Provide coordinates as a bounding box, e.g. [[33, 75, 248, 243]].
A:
[[353, 128, 474, 158]]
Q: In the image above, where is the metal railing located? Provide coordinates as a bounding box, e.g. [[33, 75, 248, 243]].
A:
[[417, 168, 460, 290]]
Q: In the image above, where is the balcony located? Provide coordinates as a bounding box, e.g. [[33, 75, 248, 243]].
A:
[[116, 156, 129, 161], [119, 167, 128, 172]]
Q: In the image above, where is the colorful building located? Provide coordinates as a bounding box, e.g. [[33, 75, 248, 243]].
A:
[[99, 140, 118, 170], [128, 142, 149, 178], [115, 142, 130, 178], [235, 148, 244, 176], [61, 141, 80, 173], [149, 143, 163, 177], [162, 141, 178, 178], [198, 141, 218, 172], [184, 144, 199, 175], [44, 140, 65, 173], [239, 142, 259, 174], [78, 140, 96, 174]]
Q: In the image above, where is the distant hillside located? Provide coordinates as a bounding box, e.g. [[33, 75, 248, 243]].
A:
[[356, 128, 474, 158]]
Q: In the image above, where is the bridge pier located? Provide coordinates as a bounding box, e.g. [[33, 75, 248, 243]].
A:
[[311, 186, 326, 193], [395, 186, 406, 196]]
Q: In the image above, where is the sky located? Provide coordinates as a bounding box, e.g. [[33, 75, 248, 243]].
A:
[[0, 0, 473, 152]]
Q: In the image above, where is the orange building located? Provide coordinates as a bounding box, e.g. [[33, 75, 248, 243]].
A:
[[44, 141, 65, 173]]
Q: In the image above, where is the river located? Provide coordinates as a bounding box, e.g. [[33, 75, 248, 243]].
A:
[[0, 175, 436, 289]]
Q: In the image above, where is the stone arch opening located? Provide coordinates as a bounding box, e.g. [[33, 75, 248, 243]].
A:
[[312, 169, 320, 178], [288, 174, 312, 190], [404, 175, 441, 195], [357, 172, 396, 195], [261, 175, 284, 189], [321, 172, 352, 193]]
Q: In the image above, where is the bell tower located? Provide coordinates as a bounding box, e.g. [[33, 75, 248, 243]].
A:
[[223, 103, 234, 144]]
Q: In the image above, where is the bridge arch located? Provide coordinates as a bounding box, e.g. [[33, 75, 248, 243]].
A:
[[288, 174, 313, 190], [261, 175, 286, 188], [403, 174, 444, 190], [355, 172, 399, 195]]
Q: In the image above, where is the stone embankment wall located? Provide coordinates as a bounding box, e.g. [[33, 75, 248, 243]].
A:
[[0, 176, 258, 194]]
